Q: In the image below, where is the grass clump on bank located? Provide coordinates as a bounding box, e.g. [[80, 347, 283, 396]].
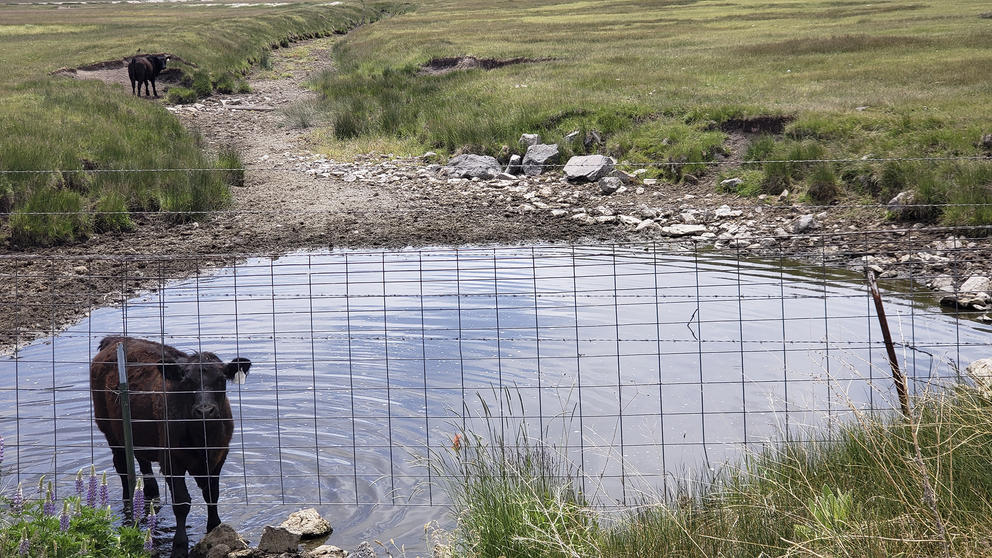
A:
[[435, 384, 992, 557], [0, 2, 404, 246], [317, 0, 992, 227]]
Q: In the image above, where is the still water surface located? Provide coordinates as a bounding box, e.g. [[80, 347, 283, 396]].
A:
[[1, 245, 988, 551]]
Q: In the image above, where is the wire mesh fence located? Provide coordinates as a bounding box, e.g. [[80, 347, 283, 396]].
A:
[[0, 233, 990, 539]]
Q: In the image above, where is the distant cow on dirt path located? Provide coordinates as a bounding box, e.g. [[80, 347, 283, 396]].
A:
[[128, 54, 169, 97], [90, 336, 251, 558]]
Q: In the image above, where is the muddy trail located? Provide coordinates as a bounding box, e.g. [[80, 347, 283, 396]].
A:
[[2, 36, 989, 353]]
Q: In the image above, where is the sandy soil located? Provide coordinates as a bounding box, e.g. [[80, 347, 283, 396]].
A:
[[2, 36, 988, 353]]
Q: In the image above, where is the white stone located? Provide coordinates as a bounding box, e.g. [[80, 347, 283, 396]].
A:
[[661, 224, 707, 237]]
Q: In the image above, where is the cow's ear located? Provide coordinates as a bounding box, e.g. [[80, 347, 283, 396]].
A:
[[160, 360, 184, 382], [225, 358, 251, 383]]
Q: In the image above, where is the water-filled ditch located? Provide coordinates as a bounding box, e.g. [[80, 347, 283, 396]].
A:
[[1, 244, 988, 551]]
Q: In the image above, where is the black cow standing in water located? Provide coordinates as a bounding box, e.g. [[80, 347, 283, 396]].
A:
[[90, 336, 251, 558], [128, 54, 169, 97]]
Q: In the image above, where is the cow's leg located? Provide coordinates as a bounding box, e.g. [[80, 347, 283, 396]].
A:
[[137, 458, 160, 503], [193, 469, 222, 532], [163, 456, 192, 558], [111, 446, 134, 506], [151, 79, 158, 98], [131, 79, 136, 96]]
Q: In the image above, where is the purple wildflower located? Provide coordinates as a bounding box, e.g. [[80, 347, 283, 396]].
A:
[[75, 469, 85, 496], [18, 531, 29, 556], [0, 431, 5, 466], [59, 501, 71, 532], [99, 472, 109, 509], [144, 530, 154, 552], [147, 502, 158, 532], [43, 487, 56, 517], [12, 483, 24, 514], [132, 478, 145, 522], [87, 465, 98, 508]]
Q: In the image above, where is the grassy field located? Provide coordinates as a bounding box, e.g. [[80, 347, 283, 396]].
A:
[[0, 1, 399, 246], [434, 385, 992, 557], [317, 0, 992, 226]]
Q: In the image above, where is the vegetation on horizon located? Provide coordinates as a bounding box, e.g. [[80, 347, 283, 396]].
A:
[[316, 0, 992, 229], [432, 384, 992, 557]]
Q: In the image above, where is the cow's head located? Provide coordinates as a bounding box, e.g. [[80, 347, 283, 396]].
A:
[[162, 353, 251, 419], [151, 55, 169, 74]]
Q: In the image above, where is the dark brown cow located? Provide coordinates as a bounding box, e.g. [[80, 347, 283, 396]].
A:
[[128, 54, 169, 97], [90, 336, 251, 558]]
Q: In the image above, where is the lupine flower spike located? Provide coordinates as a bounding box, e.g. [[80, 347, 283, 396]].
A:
[[60, 501, 71, 532], [43, 486, 56, 516], [144, 529, 154, 552], [12, 482, 24, 514], [87, 465, 99, 507], [37, 474, 46, 495], [99, 472, 110, 510], [18, 530, 29, 556], [132, 477, 145, 522], [76, 469, 85, 496], [0, 431, 5, 466], [147, 501, 159, 533]]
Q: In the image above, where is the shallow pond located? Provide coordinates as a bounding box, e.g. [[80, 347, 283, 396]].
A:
[[1, 244, 989, 552]]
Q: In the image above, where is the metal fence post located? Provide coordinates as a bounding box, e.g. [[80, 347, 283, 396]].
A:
[[116, 342, 137, 501]]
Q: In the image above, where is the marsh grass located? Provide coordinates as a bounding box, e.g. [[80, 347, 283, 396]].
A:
[[320, 0, 992, 224], [434, 383, 992, 557], [281, 99, 322, 130]]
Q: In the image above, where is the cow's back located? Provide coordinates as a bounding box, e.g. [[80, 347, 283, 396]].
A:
[[90, 337, 183, 459], [127, 56, 151, 81]]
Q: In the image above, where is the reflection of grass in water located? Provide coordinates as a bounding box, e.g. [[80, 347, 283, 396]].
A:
[[433, 381, 992, 557]]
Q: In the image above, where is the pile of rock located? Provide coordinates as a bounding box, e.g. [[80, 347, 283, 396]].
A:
[[190, 509, 370, 558]]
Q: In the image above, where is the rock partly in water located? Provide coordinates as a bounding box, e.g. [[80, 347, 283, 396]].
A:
[[563, 154, 615, 182], [305, 545, 349, 558], [258, 526, 301, 554], [522, 144, 560, 176], [353, 541, 378, 558], [190, 524, 249, 558], [281, 508, 333, 538], [940, 276, 991, 310], [444, 154, 501, 180]]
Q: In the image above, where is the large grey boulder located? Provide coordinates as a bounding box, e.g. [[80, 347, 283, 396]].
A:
[[792, 214, 818, 233], [190, 524, 249, 558], [281, 508, 333, 538], [519, 133, 541, 148], [306, 545, 349, 558], [522, 144, 560, 176], [563, 155, 615, 182], [444, 154, 501, 179], [258, 526, 300, 554]]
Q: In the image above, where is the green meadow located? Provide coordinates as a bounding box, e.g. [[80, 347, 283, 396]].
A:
[[316, 0, 992, 226], [0, 1, 398, 246]]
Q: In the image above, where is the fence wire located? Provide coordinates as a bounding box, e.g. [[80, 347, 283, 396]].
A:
[[0, 235, 990, 540]]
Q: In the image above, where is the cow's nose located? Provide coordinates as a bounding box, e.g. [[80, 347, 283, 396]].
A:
[[193, 404, 219, 418]]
